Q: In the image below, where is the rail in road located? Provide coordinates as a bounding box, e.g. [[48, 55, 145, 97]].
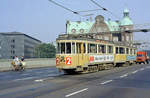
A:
[[0, 64, 150, 98]]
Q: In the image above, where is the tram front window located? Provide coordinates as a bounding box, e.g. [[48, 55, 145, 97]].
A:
[[61, 43, 65, 54], [66, 43, 71, 54]]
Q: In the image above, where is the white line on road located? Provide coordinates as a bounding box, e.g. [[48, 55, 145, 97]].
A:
[[65, 88, 88, 97], [100, 80, 113, 85], [34, 79, 44, 82], [146, 66, 150, 69], [120, 74, 128, 78], [140, 68, 145, 71], [21, 74, 29, 76], [132, 70, 138, 74], [13, 77, 36, 81]]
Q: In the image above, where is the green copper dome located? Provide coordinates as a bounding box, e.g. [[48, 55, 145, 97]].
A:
[[105, 19, 120, 32], [120, 8, 133, 26], [120, 17, 133, 26]]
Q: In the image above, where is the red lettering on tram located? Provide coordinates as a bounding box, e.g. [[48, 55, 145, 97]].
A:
[[66, 57, 72, 65]]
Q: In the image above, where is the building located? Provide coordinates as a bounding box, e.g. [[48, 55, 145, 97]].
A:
[[0, 32, 41, 59], [66, 8, 133, 44]]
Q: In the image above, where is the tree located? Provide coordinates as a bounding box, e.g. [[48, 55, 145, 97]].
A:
[[35, 43, 56, 58]]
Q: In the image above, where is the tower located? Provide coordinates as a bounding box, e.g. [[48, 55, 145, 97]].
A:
[[120, 8, 133, 43]]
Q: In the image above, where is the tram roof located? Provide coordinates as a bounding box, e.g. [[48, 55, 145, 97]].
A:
[[56, 34, 136, 48]]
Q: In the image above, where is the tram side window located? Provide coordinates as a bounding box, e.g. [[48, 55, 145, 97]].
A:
[[98, 45, 106, 53], [72, 43, 75, 54], [126, 48, 129, 54], [119, 47, 125, 54], [108, 46, 113, 54], [76, 43, 81, 53], [116, 47, 119, 54], [61, 43, 65, 54], [130, 49, 132, 55], [89, 44, 97, 53], [134, 49, 136, 55], [56, 43, 60, 54], [83, 43, 86, 53]]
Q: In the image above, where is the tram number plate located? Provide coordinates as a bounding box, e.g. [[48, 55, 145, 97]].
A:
[[66, 57, 72, 65]]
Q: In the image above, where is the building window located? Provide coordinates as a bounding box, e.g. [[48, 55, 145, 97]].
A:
[[11, 45, 15, 48], [104, 36, 109, 40], [11, 50, 15, 54], [113, 37, 118, 42], [11, 39, 15, 43], [126, 36, 129, 41], [122, 36, 124, 41]]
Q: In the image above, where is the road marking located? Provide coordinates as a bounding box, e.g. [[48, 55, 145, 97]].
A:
[[132, 70, 138, 74], [35, 79, 44, 82], [146, 66, 150, 69], [21, 74, 29, 76], [100, 80, 113, 85], [65, 88, 88, 97], [36, 72, 44, 74], [13, 77, 36, 81], [140, 68, 145, 71], [120, 74, 128, 78]]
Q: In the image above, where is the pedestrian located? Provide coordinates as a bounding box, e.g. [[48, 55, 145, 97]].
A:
[[21, 56, 24, 61], [20, 56, 25, 67]]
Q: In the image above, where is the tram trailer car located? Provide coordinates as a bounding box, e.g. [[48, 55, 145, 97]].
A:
[[56, 35, 137, 73]]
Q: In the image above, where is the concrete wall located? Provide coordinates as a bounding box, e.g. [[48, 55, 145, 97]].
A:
[[0, 58, 56, 71]]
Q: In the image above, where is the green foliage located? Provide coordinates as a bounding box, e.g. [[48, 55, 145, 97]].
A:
[[35, 43, 56, 58]]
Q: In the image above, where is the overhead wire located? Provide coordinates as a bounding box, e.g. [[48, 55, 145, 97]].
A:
[[48, 0, 101, 17], [48, 0, 82, 16], [90, 0, 120, 19], [48, 0, 120, 19]]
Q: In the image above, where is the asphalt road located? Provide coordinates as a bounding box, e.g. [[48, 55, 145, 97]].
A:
[[0, 64, 150, 98]]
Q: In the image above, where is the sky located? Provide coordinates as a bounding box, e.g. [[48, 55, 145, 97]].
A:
[[0, 0, 150, 47]]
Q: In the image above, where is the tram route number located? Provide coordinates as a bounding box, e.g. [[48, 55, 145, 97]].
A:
[[66, 57, 72, 65]]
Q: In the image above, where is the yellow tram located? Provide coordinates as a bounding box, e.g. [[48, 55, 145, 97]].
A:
[[56, 34, 137, 73]]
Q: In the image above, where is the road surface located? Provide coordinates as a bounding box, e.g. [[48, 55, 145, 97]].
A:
[[0, 64, 150, 98]]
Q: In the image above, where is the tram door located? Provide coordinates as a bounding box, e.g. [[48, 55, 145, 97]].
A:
[[76, 43, 84, 66]]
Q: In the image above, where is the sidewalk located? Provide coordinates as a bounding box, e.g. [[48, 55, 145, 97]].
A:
[[0, 58, 56, 72]]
